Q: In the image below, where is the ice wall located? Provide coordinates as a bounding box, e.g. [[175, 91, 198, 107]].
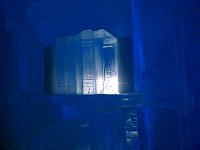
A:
[[50, 29, 118, 94]]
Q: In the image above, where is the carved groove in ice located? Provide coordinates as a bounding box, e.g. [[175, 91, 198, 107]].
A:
[[54, 29, 118, 94]]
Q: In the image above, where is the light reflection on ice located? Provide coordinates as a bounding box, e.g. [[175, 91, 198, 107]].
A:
[[53, 29, 119, 94]]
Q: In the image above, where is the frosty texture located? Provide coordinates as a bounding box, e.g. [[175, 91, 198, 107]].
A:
[[53, 29, 118, 94]]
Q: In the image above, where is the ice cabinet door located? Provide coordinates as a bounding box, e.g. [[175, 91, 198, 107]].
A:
[[81, 30, 96, 94], [94, 37, 104, 94], [103, 37, 118, 94]]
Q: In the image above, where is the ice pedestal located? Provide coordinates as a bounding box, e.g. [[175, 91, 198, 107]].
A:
[[52, 29, 118, 94]]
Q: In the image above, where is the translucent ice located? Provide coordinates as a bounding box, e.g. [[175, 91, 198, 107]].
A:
[[54, 29, 118, 94]]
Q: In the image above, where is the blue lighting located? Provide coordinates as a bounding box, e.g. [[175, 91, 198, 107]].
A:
[[0, 0, 199, 149]]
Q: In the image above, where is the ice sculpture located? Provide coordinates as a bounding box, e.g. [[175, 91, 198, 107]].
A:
[[53, 29, 118, 94]]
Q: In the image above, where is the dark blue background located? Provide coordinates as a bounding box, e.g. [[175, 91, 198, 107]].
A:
[[0, 0, 199, 149]]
